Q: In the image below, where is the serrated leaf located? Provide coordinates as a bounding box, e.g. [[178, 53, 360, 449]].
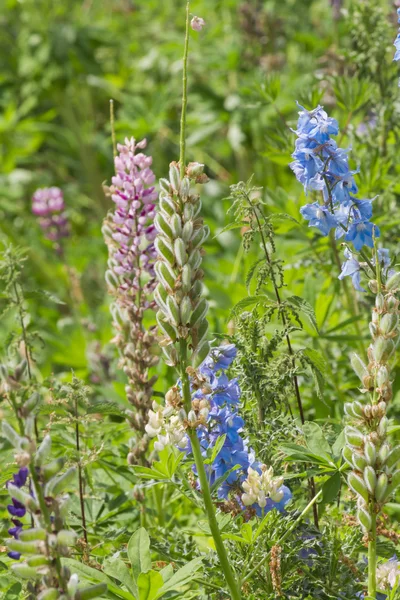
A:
[[213, 222, 248, 239], [230, 295, 271, 318], [245, 259, 264, 292], [286, 295, 319, 333], [270, 213, 299, 224], [302, 348, 326, 400]]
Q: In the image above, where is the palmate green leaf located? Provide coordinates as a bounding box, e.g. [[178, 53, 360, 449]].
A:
[[138, 570, 164, 600], [155, 558, 203, 598], [302, 421, 331, 459], [103, 557, 136, 596], [286, 295, 319, 333], [128, 527, 152, 583], [321, 471, 342, 505], [133, 448, 185, 481], [62, 559, 134, 600]]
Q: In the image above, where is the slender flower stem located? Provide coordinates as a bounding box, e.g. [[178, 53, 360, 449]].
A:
[[248, 198, 319, 528], [109, 99, 117, 159], [179, 341, 241, 600], [179, 1, 190, 178], [75, 395, 88, 545], [368, 510, 377, 599]]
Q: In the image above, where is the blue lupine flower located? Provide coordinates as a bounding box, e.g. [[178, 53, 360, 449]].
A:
[[338, 249, 365, 292], [6, 467, 28, 560], [300, 203, 337, 236], [185, 344, 291, 515], [345, 220, 379, 251]]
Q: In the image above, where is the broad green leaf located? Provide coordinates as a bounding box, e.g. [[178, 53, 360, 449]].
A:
[[138, 570, 164, 600], [128, 528, 152, 583], [321, 472, 341, 504], [103, 557, 137, 596], [302, 422, 331, 458], [155, 558, 203, 598], [62, 559, 134, 600]]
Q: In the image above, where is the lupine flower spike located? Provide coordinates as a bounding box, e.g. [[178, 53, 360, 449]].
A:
[[0, 363, 105, 600], [32, 187, 69, 254], [103, 137, 159, 463]]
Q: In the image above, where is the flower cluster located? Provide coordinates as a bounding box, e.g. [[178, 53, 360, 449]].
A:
[[290, 103, 381, 289], [148, 344, 291, 516], [376, 556, 400, 592], [343, 272, 400, 534], [32, 187, 69, 251], [104, 137, 158, 296], [393, 8, 400, 85], [103, 137, 159, 463], [193, 345, 291, 515], [242, 466, 285, 508], [7, 466, 29, 560]]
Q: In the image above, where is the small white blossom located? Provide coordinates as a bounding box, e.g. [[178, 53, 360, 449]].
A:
[[377, 557, 400, 589], [241, 465, 284, 508]]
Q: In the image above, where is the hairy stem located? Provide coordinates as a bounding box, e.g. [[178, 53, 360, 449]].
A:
[[179, 340, 241, 600]]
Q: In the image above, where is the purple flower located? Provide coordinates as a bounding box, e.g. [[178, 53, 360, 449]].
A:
[[105, 137, 158, 301], [6, 467, 29, 560], [32, 187, 69, 249]]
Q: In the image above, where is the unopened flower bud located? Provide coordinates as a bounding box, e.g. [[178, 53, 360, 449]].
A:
[[386, 272, 400, 291], [190, 17, 206, 31], [368, 280, 378, 294]]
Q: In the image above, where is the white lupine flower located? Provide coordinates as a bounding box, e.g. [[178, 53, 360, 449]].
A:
[[376, 557, 400, 589], [241, 465, 284, 508]]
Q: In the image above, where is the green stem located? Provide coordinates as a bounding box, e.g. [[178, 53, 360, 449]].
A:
[[179, 1, 190, 178], [368, 510, 377, 599], [109, 99, 117, 159], [179, 340, 241, 600]]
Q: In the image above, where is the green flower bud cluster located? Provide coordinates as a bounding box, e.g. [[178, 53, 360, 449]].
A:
[[2, 419, 105, 600], [344, 279, 400, 534], [154, 162, 211, 369]]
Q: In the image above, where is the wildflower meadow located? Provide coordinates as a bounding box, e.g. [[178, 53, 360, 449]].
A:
[[2, 1, 400, 598]]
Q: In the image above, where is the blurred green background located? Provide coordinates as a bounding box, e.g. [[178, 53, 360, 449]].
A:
[[1, 0, 400, 416]]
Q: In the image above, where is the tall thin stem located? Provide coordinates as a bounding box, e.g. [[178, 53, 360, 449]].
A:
[[248, 199, 319, 528], [75, 395, 88, 546], [109, 99, 117, 159], [179, 1, 190, 178], [179, 341, 241, 600]]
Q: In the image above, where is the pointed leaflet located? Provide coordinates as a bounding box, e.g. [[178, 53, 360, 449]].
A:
[[155, 558, 203, 598], [138, 570, 164, 600], [128, 528, 152, 583]]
